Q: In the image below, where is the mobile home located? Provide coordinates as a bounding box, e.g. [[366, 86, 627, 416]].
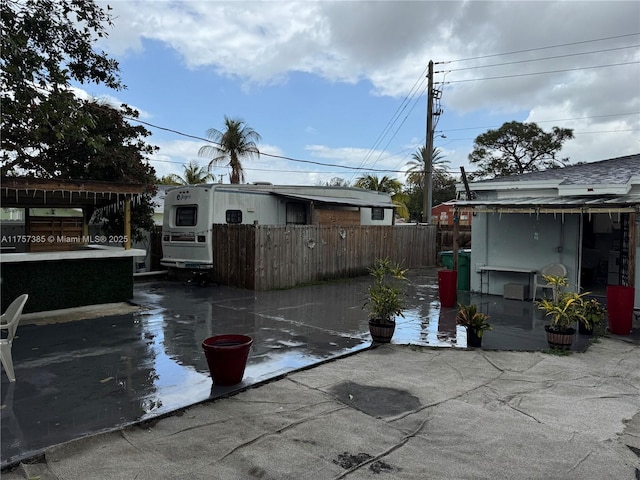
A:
[[160, 184, 396, 270]]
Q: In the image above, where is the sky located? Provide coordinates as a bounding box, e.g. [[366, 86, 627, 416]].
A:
[[78, 0, 640, 186]]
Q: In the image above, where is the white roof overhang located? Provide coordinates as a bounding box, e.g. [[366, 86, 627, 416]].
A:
[[558, 184, 631, 196], [449, 195, 640, 214], [465, 179, 563, 192]]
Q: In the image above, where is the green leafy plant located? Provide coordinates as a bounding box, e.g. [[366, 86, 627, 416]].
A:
[[582, 298, 606, 331], [364, 258, 408, 325], [536, 275, 588, 332], [455, 303, 492, 338]]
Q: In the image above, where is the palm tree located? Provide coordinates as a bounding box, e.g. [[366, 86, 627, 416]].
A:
[[354, 174, 402, 194], [198, 116, 261, 184], [355, 174, 409, 220], [405, 147, 449, 187], [162, 161, 215, 185], [157, 175, 179, 186]]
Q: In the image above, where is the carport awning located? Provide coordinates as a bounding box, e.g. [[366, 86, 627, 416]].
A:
[[1, 177, 145, 209], [271, 192, 396, 209], [450, 195, 640, 214]]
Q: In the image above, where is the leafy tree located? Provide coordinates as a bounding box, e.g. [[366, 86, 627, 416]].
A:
[[161, 161, 215, 185], [468, 121, 574, 179], [24, 101, 157, 181], [1, 0, 123, 169], [198, 116, 261, 184], [390, 191, 410, 221], [322, 177, 351, 187], [404, 184, 423, 223], [35, 100, 157, 241], [1, 0, 157, 241], [432, 173, 456, 206], [403, 170, 457, 223]]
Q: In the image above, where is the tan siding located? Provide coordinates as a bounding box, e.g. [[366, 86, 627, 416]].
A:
[[316, 208, 360, 225]]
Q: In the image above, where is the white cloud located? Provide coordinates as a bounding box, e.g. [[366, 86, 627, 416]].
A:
[[96, 1, 638, 178], [101, 1, 639, 108], [69, 86, 153, 120]]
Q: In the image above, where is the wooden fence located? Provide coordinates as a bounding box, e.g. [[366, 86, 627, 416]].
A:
[[437, 225, 472, 253], [210, 224, 437, 290]]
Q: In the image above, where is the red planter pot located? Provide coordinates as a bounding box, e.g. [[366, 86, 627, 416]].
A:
[[438, 269, 457, 307], [607, 286, 634, 335], [202, 334, 253, 385]]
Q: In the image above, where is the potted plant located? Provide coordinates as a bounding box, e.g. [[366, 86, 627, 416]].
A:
[[364, 258, 408, 343], [536, 274, 586, 350], [579, 297, 606, 335], [456, 303, 492, 348]]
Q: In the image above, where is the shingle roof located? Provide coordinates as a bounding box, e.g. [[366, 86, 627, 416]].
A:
[[474, 154, 640, 186]]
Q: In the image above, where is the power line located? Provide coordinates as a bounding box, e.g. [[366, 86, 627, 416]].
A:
[[360, 35, 639, 175], [438, 60, 639, 84], [441, 32, 640, 64], [442, 112, 640, 132], [351, 65, 429, 179], [126, 111, 638, 176], [437, 44, 640, 73], [150, 156, 403, 174]]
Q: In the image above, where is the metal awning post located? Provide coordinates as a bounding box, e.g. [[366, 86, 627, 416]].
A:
[[124, 198, 131, 250], [453, 207, 459, 272], [629, 212, 637, 288]]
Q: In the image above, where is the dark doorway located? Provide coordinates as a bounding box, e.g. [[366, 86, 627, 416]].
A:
[[581, 213, 625, 297]]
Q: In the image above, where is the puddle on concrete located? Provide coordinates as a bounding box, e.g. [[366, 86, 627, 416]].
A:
[[2, 275, 596, 467], [330, 381, 422, 418]]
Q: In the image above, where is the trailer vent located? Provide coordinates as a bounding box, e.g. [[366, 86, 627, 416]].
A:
[[170, 233, 195, 242]]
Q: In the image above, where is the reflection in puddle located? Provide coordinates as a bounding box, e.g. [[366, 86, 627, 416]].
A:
[[5, 274, 525, 466], [392, 301, 463, 348]]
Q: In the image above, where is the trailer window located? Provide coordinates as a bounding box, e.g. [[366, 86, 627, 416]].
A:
[[226, 210, 242, 224], [176, 206, 197, 226], [371, 208, 385, 221], [286, 202, 306, 224]]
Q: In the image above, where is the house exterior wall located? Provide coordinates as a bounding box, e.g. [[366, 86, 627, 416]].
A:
[[431, 204, 473, 226], [460, 155, 639, 309], [470, 212, 581, 295]]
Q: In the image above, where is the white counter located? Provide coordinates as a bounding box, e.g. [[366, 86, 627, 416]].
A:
[[0, 245, 146, 263]]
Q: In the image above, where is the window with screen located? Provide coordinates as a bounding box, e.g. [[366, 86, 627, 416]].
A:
[[226, 210, 242, 224], [286, 202, 306, 224], [371, 208, 385, 221], [176, 206, 197, 226]]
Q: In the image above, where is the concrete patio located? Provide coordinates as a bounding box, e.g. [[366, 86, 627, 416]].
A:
[[2, 267, 639, 477]]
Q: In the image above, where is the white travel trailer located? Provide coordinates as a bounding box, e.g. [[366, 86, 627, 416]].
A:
[[160, 183, 396, 270]]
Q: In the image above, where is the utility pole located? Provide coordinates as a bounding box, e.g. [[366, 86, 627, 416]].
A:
[[423, 60, 434, 224]]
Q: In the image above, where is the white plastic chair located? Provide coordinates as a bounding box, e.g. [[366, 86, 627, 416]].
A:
[[532, 264, 567, 301], [1, 294, 29, 382]]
